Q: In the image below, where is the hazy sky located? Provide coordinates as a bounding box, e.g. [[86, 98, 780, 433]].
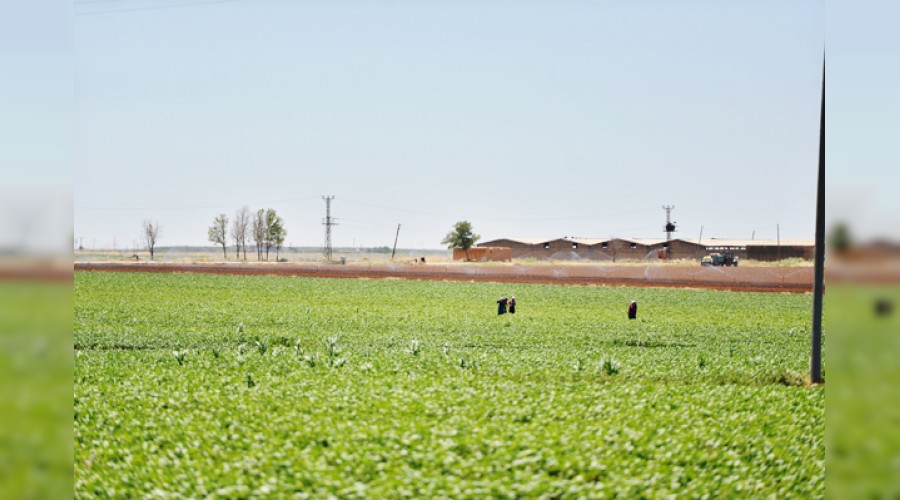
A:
[[49, 1, 891, 249]]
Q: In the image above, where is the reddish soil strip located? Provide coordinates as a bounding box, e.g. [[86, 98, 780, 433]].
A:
[[74, 262, 814, 293], [0, 265, 73, 283]]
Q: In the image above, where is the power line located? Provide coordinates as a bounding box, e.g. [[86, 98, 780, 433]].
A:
[[75, 196, 319, 211], [76, 0, 170, 5], [481, 207, 659, 222], [75, 0, 247, 16], [340, 217, 431, 231], [341, 198, 658, 222]]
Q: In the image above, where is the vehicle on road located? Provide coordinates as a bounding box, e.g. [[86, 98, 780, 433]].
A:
[[702, 251, 739, 267]]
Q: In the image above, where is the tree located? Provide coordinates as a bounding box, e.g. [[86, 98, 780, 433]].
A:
[[231, 206, 251, 260], [263, 208, 286, 261], [141, 220, 161, 260], [272, 223, 286, 261], [828, 221, 854, 253], [208, 213, 229, 259], [441, 220, 480, 261], [252, 209, 266, 261]]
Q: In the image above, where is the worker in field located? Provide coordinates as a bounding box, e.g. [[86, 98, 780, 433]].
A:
[[497, 296, 508, 315], [509, 296, 517, 314], [628, 300, 638, 320]]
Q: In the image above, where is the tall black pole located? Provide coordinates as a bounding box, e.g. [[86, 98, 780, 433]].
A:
[[811, 57, 825, 384], [391, 224, 401, 260]]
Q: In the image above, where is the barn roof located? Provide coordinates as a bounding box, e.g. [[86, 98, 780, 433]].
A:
[[614, 237, 669, 246], [480, 236, 815, 248], [481, 237, 556, 245], [697, 238, 815, 247], [562, 237, 609, 246]]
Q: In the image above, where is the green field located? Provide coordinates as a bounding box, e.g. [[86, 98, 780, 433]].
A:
[[74, 272, 824, 497]]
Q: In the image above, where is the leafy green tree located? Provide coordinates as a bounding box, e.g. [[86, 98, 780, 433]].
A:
[[264, 208, 286, 261], [253, 209, 266, 261], [828, 221, 853, 253], [207, 213, 229, 259], [442, 220, 480, 261]]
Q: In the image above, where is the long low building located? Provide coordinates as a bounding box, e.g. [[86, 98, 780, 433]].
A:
[[476, 237, 814, 262]]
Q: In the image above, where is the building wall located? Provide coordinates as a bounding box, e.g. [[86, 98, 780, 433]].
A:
[[664, 240, 709, 260], [543, 239, 588, 260], [453, 247, 512, 262], [596, 240, 653, 261], [479, 240, 541, 259], [480, 237, 813, 262], [746, 245, 814, 261]]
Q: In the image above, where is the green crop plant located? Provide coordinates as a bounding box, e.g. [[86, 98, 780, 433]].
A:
[[324, 336, 342, 367], [74, 271, 824, 497], [603, 357, 620, 376], [574, 358, 586, 372]]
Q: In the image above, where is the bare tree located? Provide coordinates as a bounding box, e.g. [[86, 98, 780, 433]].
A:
[[208, 213, 229, 259], [231, 206, 251, 260], [141, 220, 161, 260], [252, 209, 266, 261]]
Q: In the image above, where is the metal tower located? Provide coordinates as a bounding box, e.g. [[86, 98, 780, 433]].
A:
[[322, 196, 338, 261], [662, 205, 676, 240]]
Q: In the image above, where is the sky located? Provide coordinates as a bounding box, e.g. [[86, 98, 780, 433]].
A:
[[3, 1, 897, 252]]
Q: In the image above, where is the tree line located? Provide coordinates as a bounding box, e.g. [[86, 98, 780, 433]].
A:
[[208, 207, 286, 261], [137, 207, 287, 261], [140, 214, 479, 262]]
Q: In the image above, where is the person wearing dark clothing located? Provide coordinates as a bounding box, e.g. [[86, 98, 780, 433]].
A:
[[497, 296, 508, 315], [509, 296, 517, 314], [628, 300, 638, 320]]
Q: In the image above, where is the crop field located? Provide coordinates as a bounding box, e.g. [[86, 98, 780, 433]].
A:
[[74, 272, 824, 497]]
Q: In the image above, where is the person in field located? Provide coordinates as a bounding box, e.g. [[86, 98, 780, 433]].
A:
[[509, 296, 516, 314], [628, 300, 638, 320], [497, 296, 508, 315]]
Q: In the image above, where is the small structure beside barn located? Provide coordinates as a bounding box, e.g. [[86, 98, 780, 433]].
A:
[[452, 246, 512, 262]]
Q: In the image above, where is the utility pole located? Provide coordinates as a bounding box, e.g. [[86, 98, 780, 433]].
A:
[[322, 196, 338, 262], [662, 205, 676, 241], [777, 224, 781, 261], [698, 226, 703, 245], [811, 56, 825, 384], [391, 224, 401, 260]]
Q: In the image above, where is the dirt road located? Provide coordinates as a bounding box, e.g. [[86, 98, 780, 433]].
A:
[[74, 262, 814, 293]]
